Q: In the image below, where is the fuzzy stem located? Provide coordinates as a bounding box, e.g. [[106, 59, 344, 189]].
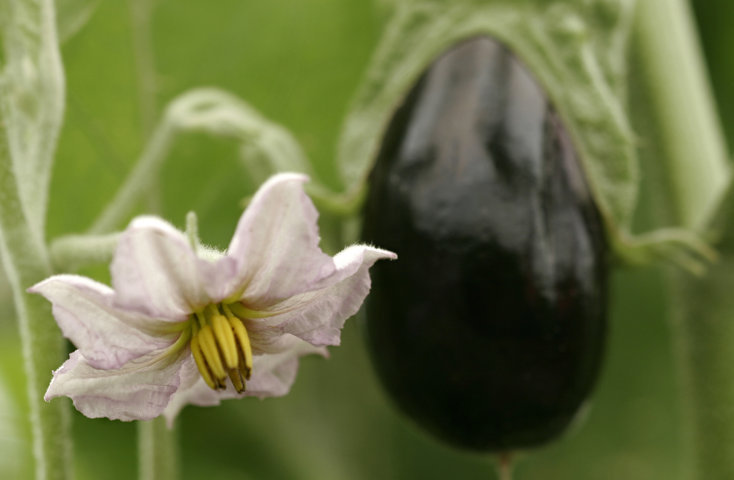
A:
[[0, 140, 72, 480], [128, 0, 163, 215], [670, 246, 734, 478], [633, 0, 733, 478], [0, 0, 72, 477], [137, 418, 180, 480], [633, 0, 730, 231], [128, 0, 158, 136], [88, 119, 175, 234], [49, 233, 120, 272]]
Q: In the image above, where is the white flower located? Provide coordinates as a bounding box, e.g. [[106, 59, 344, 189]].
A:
[[30, 173, 396, 423]]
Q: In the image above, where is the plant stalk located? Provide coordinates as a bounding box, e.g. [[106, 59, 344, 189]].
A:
[[633, 0, 730, 231], [632, 0, 732, 478], [0, 0, 72, 477], [88, 120, 176, 234], [670, 245, 734, 479], [0, 146, 72, 480], [137, 417, 180, 480]]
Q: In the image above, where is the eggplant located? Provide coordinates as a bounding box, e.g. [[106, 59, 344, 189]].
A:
[[361, 36, 608, 452]]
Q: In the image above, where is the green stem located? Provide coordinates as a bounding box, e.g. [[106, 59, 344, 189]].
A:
[[670, 246, 734, 479], [87, 87, 319, 235], [128, 0, 163, 215], [0, 147, 72, 480], [88, 119, 176, 234], [0, 0, 72, 477], [633, 0, 732, 478], [128, 0, 158, 137], [496, 452, 513, 480], [137, 417, 180, 480], [305, 182, 366, 217], [633, 0, 730, 231], [49, 233, 120, 272]]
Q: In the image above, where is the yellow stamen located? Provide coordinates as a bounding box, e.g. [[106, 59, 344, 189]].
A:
[[211, 313, 238, 370], [228, 315, 253, 379], [194, 311, 207, 329], [191, 334, 217, 390], [190, 302, 256, 392], [228, 368, 245, 393], [197, 324, 227, 381]]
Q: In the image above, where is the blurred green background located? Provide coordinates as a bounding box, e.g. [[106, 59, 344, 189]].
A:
[[0, 0, 732, 478]]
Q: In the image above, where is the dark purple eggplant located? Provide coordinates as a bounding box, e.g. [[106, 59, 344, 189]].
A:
[[361, 37, 608, 452]]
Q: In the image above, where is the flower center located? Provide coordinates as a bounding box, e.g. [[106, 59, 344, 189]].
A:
[[190, 303, 253, 393]]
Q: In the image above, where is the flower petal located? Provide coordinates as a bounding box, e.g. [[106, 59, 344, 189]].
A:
[[162, 338, 326, 424], [247, 341, 327, 397], [29, 275, 179, 370], [225, 173, 337, 306], [245, 245, 397, 352], [111, 216, 236, 318], [45, 349, 186, 422]]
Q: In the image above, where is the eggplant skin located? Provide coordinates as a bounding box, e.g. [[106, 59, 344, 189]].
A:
[[361, 37, 608, 452]]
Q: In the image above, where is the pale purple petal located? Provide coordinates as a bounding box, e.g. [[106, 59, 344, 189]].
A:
[[245, 245, 396, 352], [246, 341, 327, 397], [161, 378, 219, 427], [111, 216, 234, 318], [225, 173, 337, 306], [29, 275, 179, 370], [158, 355, 209, 427], [45, 349, 187, 422], [37, 172, 398, 423], [162, 338, 326, 424]]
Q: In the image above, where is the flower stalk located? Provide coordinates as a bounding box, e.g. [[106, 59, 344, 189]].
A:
[[138, 417, 180, 480]]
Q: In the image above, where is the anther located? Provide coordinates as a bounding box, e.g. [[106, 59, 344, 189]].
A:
[[191, 333, 217, 390], [229, 369, 245, 393], [197, 324, 227, 381], [211, 313, 238, 369], [190, 303, 257, 393], [227, 315, 253, 380]]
